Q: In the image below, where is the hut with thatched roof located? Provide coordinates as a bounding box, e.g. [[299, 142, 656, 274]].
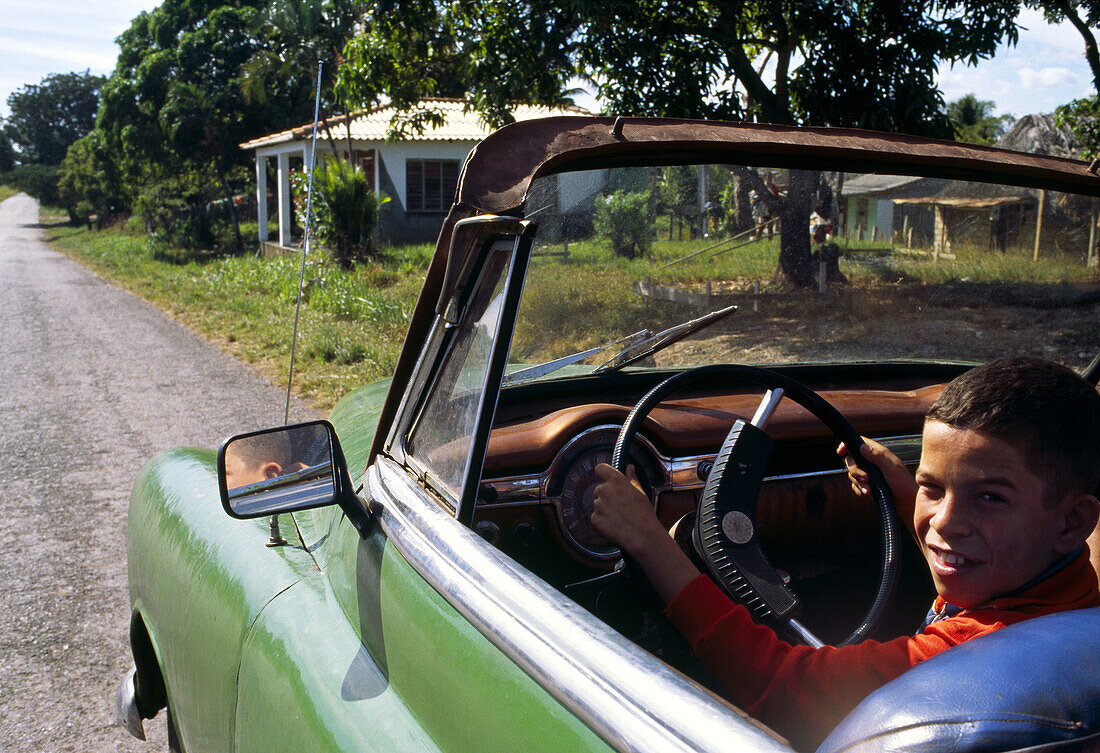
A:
[[888, 115, 1097, 259]]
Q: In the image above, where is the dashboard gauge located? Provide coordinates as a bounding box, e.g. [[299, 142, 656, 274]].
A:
[[558, 446, 619, 559], [554, 428, 660, 560]]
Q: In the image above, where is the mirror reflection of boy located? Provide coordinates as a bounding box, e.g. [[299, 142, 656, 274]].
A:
[[592, 356, 1100, 750], [223, 432, 294, 490]]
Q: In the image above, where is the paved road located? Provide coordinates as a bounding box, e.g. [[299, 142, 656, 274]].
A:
[[0, 194, 320, 751]]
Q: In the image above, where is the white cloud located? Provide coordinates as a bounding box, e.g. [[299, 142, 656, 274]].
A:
[[1019, 66, 1082, 89], [0, 0, 159, 116], [936, 9, 1095, 117]]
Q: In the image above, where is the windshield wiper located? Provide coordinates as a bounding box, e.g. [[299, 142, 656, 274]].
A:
[[593, 304, 738, 373], [503, 329, 651, 384]]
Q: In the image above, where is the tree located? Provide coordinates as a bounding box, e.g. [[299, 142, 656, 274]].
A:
[[5, 71, 105, 166], [947, 93, 1015, 145], [336, 0, 472, 135], [241, 0, 368, 154], [1029, 2, 1100, 156], [339, 0, 1020, 286], [0, 127, 14, 173], [58, 131, 128, 223], [94, 0, 292, 250]]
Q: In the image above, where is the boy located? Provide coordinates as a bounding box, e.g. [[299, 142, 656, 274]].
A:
[[591, 356, 1100, 750], [223, 431, 295, 490]]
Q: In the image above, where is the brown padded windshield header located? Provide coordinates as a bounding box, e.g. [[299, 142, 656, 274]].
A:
[[455, 116, 1100, 214]]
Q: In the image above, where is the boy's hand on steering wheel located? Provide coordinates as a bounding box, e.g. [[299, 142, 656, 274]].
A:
[[838, 438, 918, 529], [592, 462, 701, 605], [591, 463, 665, 556]]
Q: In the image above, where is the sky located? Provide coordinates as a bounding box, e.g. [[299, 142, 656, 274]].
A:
[[0, 2, 1094, 122]]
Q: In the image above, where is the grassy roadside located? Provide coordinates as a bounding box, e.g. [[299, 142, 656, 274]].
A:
[[41, 205, 1100, 409], [45, 217, 430, 409]]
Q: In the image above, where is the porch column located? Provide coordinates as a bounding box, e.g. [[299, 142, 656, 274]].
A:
[[255, 155, 268, 242], [277, 152, 292, 247]]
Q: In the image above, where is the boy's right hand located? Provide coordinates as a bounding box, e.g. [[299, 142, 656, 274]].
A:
[[591, 462, 702, 604], [591, 463, 668, 556]]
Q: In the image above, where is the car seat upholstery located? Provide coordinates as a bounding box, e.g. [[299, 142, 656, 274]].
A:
[[816, 607, 1100, 753]]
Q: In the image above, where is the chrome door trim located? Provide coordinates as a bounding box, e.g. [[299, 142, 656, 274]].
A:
[[370, 456, 790, 753]]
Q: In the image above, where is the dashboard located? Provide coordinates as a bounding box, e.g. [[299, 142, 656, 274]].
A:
[[473, 367, 945, 578], [466, 365, 955, 641]]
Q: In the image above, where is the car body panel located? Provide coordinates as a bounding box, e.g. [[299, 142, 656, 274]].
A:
[[127, 447, 317, 752], [238, 505, 614, 753]]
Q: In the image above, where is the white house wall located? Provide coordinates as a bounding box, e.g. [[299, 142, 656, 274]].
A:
[[378, 140, 477, 211]]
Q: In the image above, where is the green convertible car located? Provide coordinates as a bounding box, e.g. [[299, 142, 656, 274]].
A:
[[117, 117, 1100, 752]]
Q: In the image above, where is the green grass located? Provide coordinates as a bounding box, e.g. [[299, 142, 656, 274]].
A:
[[45, 215, 1100, 408], [46, 220, 430, 408], [0, 185, 15, 202]]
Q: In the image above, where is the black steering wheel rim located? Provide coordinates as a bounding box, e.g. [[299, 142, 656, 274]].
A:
[[612, 363, 901, 647]]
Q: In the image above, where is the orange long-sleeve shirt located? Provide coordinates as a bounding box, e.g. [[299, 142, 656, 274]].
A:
[[664, 549, 1100, 751]]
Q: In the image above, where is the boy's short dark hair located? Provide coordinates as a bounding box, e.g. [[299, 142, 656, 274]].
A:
[[231, 431, 292, 471], [926, 356, 1100, 504]]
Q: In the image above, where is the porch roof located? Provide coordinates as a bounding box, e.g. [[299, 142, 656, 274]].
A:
[[240, 98, 591, 150]]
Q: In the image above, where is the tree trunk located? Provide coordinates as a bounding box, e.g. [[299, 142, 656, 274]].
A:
[[218, 160, 244, 255], [776, 169, 817, 287], [734, 176, 753, 232]]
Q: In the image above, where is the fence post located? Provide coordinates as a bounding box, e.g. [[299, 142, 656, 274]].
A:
[[1033, 189, 1046, 262]]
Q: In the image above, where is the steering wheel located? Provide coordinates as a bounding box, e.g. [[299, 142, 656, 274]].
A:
[[612, 364, 901, 647]]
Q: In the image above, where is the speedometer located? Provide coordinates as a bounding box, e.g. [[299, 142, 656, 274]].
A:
[[553, 428, 660, 560], [559, 447, 619, 559]]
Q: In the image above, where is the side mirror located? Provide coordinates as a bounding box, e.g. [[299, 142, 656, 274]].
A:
[[217, 420, 361, 522]]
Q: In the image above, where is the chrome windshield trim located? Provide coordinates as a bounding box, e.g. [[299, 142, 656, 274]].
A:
[[371, 456, 789, 753]]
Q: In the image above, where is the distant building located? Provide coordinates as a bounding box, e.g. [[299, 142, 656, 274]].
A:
[[840, 115, 1094, 257], [239, 98, 591, 249]]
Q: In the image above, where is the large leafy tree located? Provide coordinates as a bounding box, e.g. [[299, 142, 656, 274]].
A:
[[5, 71, 106, 166], [339, 0, 1020, 286], [0, 127, 15, 173], [96, 0, 346, 250], [241, 0, 367, 151], [83, 0, 366, 250]]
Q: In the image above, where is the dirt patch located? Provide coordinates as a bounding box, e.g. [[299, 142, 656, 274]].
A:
[[655, 281, 1100, 371]]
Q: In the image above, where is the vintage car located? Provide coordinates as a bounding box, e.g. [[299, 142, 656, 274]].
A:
[[117, 117, 1100, 752]]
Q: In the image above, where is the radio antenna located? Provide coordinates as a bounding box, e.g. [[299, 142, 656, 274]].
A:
[[268, 63, 322, 548], [284, 62, 324, 426]]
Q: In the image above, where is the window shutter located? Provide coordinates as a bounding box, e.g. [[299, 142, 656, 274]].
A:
[[407, 160, 424, 212]]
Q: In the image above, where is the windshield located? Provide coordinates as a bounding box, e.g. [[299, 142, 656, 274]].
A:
[[508, 163, 1100, 381]]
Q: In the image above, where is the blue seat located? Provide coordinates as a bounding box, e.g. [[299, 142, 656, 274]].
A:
[[816, 607, 1100, 753]]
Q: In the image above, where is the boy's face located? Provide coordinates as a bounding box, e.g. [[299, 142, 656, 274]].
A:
[[914, 420, 1083, 608]]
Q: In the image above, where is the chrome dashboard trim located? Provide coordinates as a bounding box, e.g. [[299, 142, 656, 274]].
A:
[[371, 456, 789, 753], [483, 432, 923, 505]]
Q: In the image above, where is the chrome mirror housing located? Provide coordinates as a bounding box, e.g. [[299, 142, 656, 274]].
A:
[[218, 420, 360, 522]]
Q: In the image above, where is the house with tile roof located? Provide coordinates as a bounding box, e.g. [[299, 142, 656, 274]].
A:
[[239, 98, 591, 249]]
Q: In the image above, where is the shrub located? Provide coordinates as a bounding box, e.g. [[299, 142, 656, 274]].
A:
[[135, 177, 216, 256], [594, 190, 654, 258], [6, 164, 61, 206], [292, 161, 390, 267]]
